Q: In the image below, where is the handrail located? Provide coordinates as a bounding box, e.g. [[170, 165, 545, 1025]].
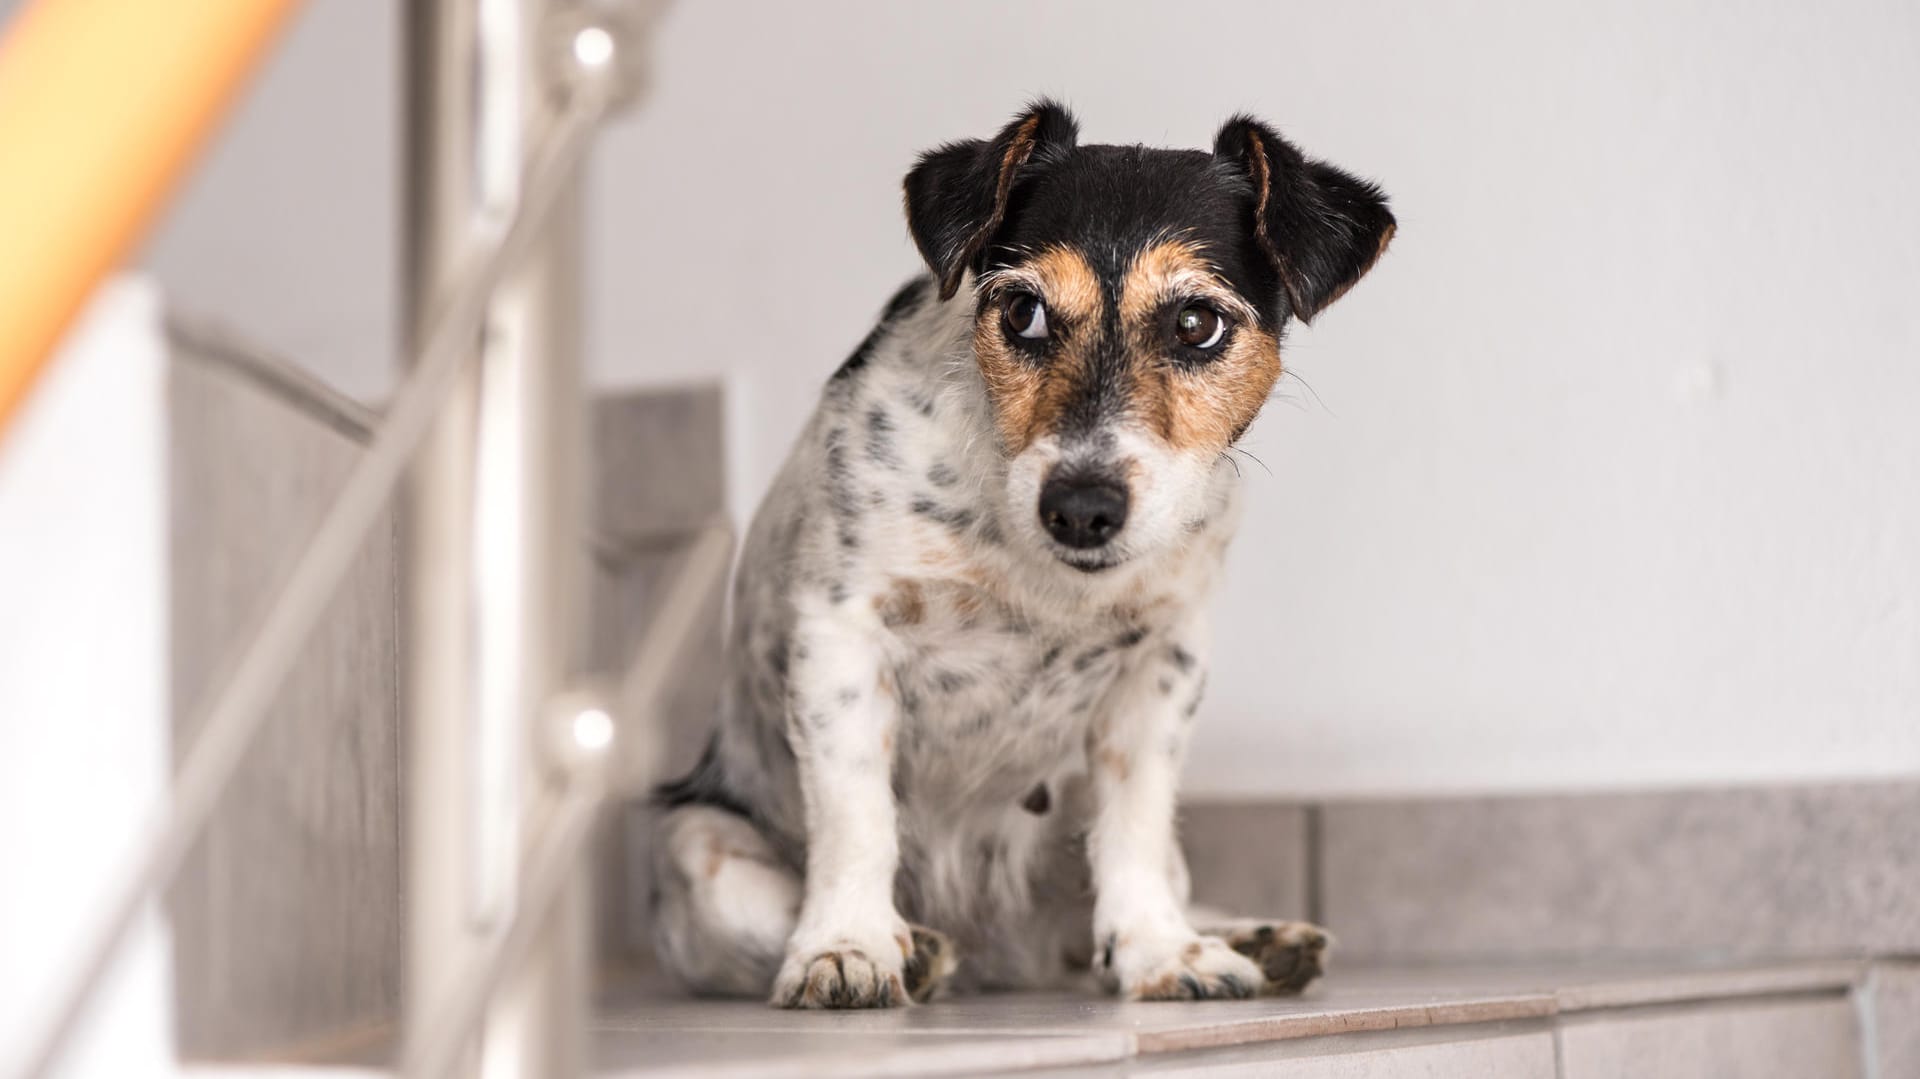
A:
[[3, 64, 615, 1079], [0, 0, 301, 441]]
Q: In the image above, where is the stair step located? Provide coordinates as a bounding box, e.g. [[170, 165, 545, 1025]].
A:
[[222, 959, 1865, 1077]]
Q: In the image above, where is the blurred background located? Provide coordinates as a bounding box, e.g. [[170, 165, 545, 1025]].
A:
[[2, 2, 1917, 1077], [138, 0, 1920, 795]]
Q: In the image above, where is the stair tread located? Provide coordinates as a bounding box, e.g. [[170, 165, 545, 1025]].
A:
[[590, 958, 1861, 1070], [232, 958, 1859, 1077]]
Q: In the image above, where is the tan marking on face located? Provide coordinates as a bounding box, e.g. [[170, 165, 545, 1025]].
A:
[[1097, 747, 1132, 783], [875, 579, 926, 627], [1118, 241, 1255, 327], [1119, 240, 1281, 454], [973, 245, 1103, 453], [976, 239, 1279, 457]]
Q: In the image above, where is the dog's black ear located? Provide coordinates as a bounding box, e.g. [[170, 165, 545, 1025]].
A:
[[1213, 116, 1395, 324], [904, 100, 1080, 300]]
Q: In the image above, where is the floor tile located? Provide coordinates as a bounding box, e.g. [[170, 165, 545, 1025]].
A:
[[1320, 783, 1920, 963], [593, 974, 1556, 1056], [1127, 1024, 1556, 1078], [1557, 995, 1861, 1079], [593, 1029, 1130, 1078]]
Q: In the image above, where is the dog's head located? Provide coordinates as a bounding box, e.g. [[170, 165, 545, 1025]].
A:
[[904, 100, 1394, 574]]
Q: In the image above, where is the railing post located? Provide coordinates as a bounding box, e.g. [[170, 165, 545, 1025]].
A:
[[402, 1, 589, 1075]]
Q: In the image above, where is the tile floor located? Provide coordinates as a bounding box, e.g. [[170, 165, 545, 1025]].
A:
[[568, 960, 1870, 1077]]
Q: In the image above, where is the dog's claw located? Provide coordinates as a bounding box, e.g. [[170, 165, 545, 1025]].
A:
[[773, 948, 905, 1010]]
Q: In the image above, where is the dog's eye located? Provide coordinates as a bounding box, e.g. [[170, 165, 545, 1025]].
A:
[[1174, 305, 1227, 350], [1002, 292, 1049, 340]]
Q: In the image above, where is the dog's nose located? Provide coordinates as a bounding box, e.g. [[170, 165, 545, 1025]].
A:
[[1038, 473, 1129, 549]]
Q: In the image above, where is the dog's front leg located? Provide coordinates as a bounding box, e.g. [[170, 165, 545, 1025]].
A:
[[770, 603, 913, 1009], [1087, 626, 1264, 1000]]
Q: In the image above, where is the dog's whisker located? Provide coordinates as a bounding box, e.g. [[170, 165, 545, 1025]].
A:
[[1275, 367, 1337, 418], [1230, 446, 1274, 477]]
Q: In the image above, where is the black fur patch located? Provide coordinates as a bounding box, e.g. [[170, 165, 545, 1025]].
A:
[[1072, 644, 1111, 673], [823, 426, 861, 552], [865, 406, 900, 469], [910, 496, 977, 534], [1182, 674, 1208, 720], [934, 669, 975, 694], [1021, 783, 1051, 815]]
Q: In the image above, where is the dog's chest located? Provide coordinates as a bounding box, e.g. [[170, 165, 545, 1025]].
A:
[[875, 568, 1176, 811]]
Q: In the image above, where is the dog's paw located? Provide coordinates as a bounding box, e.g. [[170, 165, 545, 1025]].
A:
[[1207, 921, 1331, 995], [772, 945, 907, 1009], [902, 925, 959, 1003], [1100, 931, 1264, 1001], [772, 922, 927, 1009]]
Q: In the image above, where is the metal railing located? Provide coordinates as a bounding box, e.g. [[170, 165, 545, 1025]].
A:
[[3, 3, 698, 1077]]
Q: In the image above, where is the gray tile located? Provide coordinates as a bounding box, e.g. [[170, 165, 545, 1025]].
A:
[[1126, 1023, 1556, 1078], [585, 386, 730, 971], [167, 350, 403, 1060], [1179, 803, 1311, 925], [319, 961, 1865, 1075], [588, 544, 728, 970], [1325, 960, 1861, 1015], [1558, 995, 1862, 1079], [165, 338, 732, 1054], [593, 1029, 1130, 1078], [586, 546, 728, 791], [1548, 959, 1864, 1012], [1319, 783, 1920, 962], [592, 975, 1556, 1056], [592, 386, 727, 545], [1870, 961, 1920, 1079]]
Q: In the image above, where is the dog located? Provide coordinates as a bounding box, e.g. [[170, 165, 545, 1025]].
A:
[[650, 100, 1393, 1008]]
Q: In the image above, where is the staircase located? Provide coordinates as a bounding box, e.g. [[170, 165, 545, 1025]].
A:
[[20, 309, 1909, 1078]]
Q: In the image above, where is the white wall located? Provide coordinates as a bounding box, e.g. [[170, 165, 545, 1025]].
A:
[[132, 1, 1920, 796]]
